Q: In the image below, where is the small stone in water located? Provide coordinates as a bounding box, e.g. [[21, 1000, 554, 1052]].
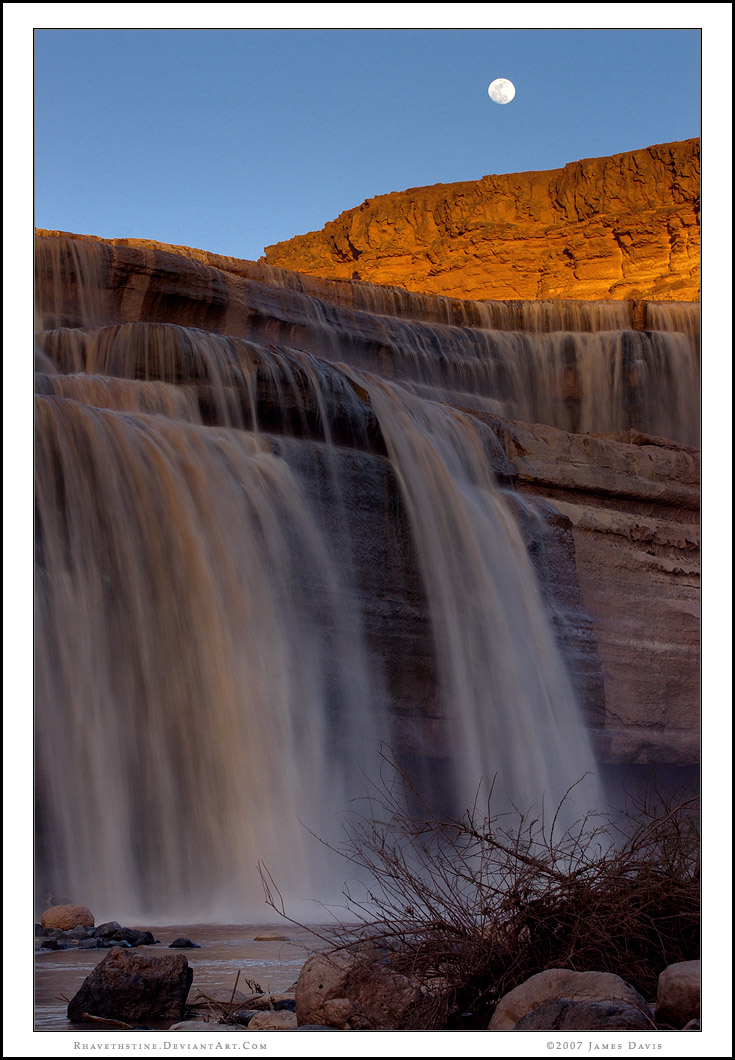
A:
[[67, 924, 93, 940], [94, 921, 122, 939]]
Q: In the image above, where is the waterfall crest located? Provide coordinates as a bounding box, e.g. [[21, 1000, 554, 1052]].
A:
[[34, 234, 699, 920]]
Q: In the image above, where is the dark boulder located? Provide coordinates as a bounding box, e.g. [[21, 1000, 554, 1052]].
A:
[[515, 998, 653, 1030], [113, 927, 154, 946], [94, 921, 122, 939], [66, 924, 94, 940], [67, 947, 193, 1023]]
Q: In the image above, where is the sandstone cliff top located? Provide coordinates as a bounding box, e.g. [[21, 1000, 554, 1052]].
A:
[[262, 139, 700, 302]]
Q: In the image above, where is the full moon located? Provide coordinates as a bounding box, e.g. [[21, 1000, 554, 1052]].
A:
[[488, 78, 516, 104]]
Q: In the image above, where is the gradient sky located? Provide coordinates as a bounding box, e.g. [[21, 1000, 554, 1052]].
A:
[[33, 25, 703, 261]]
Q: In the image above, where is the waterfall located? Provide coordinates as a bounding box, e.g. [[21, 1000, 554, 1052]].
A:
[[349, 374, 600, 820], [34, 234, 697, 921], [35, 235, 700, 444], [35, 393, 384, 921]]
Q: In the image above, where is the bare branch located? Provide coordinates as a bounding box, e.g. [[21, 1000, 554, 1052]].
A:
[[258, 754, 699, 1029]]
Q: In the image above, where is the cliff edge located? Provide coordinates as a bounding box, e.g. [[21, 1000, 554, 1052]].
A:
[[263, 139, 700, 302]]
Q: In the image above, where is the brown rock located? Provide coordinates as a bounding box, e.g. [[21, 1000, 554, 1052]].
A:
[[489, 968, 650, 1030], [41, 904, 94, 930], [295, 949, 435, 1030], [655, 960, 700, 1027], [247, 1010, 298, 1029], [67, 947, 193, 1023], [263, 140, 700, 302]]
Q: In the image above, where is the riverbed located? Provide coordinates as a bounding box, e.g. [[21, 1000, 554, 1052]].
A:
[[34, 923, 324, 1031]]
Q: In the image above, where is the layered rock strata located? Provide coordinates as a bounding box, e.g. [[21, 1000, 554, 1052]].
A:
[[262, 139, 700, 302], [484, 419, 699, 766], [35, 232, 700, 770]]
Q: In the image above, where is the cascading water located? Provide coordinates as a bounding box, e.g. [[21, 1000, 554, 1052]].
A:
[[35, 392, 383, 921], [34, 234, 699, 921], [35, 235, 700, 446], [346, 374, 599, 821]]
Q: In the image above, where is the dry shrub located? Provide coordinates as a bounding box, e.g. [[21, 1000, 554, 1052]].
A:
[[261, 754, 699, 1029]]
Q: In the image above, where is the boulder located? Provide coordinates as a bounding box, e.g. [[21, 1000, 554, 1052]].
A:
[[515, 998, 653, 1030], [67, 947, 193, 1023], [94, 921, 122, 938], [169, 936, 200, 948], [489, 968, 651, 1030], [248, 1010, 298, 1029], [295, 948, 436, 1030], [66, 924, 95, 940], [114, 927, 156, 946], [41, 904, 94, 931], [655, 960, 700, 1027]]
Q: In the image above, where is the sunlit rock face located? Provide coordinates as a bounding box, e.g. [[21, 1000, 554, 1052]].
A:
[[34, 231, 699, 921], [262, 139, 700, 302]]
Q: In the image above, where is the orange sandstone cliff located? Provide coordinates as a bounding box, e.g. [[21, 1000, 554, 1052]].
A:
[[263, 139, 700, 301]]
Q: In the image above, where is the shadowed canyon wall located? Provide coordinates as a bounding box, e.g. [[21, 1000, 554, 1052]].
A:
[[34, 231, 699, 921], [263, 139, 700, 302]]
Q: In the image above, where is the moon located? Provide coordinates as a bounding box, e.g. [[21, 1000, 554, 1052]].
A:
[[488, 78, 516, 104]]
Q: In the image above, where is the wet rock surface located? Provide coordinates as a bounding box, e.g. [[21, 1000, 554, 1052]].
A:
[[35, 918, 162, 952]]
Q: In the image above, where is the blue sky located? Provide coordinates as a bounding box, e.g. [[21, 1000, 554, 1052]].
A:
[[33, 25, 703, 261]]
